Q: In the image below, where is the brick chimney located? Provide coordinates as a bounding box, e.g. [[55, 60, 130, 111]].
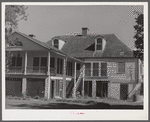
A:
[[29, 34, 35, 38], [82, 27, 89, 36]]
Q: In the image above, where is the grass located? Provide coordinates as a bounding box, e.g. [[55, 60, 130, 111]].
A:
[[5, 96, 143, 109]]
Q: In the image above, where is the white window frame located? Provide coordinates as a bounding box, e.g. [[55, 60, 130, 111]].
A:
[[95, 38, 103, 51], [53, 39, 59, 49]]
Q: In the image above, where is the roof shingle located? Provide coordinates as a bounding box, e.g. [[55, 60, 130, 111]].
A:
[[47, 34, 133, 58]]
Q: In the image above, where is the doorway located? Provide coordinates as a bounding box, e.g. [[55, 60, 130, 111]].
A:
[[84, 81, 92, 97], [51, 80, 54, 99], [96, 81, 108, 98], [120, 84, 128, 100]]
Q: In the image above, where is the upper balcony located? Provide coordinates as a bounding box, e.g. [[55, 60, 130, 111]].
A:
[[5, 50, 84, 77], [6, 66, 56, 75]]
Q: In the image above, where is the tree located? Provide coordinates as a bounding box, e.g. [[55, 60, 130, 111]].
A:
[[133, 14, 144, 61], [5, 5, 28, 67]]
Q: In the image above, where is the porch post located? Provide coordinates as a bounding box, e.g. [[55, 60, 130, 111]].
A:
[[22, 78, 27, 97], [22, 51, 27, 97], [45, 76, 51, 99], [82, 65, 85, 98], [63, 57, 67, 98], [73, 62, 77, 99], [47, 51, 50, 75], [45, 51, 51, 100], [24, 51, 27, 75]]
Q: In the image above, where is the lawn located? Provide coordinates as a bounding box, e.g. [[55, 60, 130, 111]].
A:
[[5, 97, 143, 109]]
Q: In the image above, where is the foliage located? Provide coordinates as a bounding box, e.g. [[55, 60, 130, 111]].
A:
[[5, 5, 28, 31], [5, 5, 28, 66], [133, 14, 144, 61]]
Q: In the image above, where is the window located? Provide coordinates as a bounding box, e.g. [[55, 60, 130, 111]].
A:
[[41, 57, 47, 67], [11, 56, 22, 66], [33, 57, 47, 67], [85, 63, 91, 76], [118, 62, 125, 73], [101, 63, 107, 76], [50, 57, 55, 68], [56, 80, 60, 96], [93, 63, 99, 76], [76, 63, 81, 70], [57, 58, 63, 74], [96, 38, 102, 50], [66, 61, 73, 76], [53, 39, 59, 49]]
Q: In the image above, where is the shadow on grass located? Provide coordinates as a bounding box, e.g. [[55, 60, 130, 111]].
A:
[[8, 102, 143, 109], [9, 102, 111, 109]]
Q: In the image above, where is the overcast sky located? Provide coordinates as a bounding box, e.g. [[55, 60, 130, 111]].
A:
[[17, 5, 143, 49]]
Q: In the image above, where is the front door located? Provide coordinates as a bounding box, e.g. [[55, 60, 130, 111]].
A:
[[120, 84, 128, 100], [96, 81, 108, 98], [51, 80, 54, 99], [84, 81, 92, 97]]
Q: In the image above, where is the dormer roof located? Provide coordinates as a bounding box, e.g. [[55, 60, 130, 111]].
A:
[[46, 34, 133, 58]]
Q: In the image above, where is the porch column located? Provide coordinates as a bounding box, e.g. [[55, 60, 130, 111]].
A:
[[45, 76, 51, 99], [92, 80, 96, 98], [45, 51, 51, 100], [22, 78, 27, 97], [24, 51, 27, 75], [82, 65, 85, 98], [63, 57, 67, 98], [91, 62, 93, 77], [22, 51, 27, 97], [73, 62, 77, 99], [108, 83, 111, 98], [47, 51, 50, 75]]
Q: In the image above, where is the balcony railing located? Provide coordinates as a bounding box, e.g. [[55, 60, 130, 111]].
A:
[[26, 66, 48, 75], [6, 66, 57, 75], [6, 66, 24, 74]]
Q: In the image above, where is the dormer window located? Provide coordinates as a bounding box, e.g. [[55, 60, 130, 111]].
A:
[[96, 38, 102, 51], [53, 39, 59, 49]]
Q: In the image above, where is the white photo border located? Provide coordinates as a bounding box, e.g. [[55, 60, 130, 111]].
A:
[[2, 2, 148, 120]]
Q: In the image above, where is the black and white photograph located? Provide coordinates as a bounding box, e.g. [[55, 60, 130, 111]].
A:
[[2, 2, 148, 120]]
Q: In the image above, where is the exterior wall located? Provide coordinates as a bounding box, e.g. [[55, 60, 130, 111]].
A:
[[83, 58, 138, 100], [6, 78, 22, 97], [92, 80, 96, 98], [107, 62, 135, 83], [26, 78, 45, 98], [110, 83, 120, 100]]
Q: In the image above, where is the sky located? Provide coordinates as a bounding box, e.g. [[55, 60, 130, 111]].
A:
[[17, 5, 143, 49]]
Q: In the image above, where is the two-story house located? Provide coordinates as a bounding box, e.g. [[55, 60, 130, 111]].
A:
[[5, 32, 84, 100], [46, 28, 143, 100]]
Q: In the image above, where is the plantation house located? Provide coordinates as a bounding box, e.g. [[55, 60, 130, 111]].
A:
[[5, 28, 143, 100]]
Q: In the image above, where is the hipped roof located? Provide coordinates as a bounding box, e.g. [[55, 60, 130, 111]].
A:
[[47, 34, 133, 58]]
